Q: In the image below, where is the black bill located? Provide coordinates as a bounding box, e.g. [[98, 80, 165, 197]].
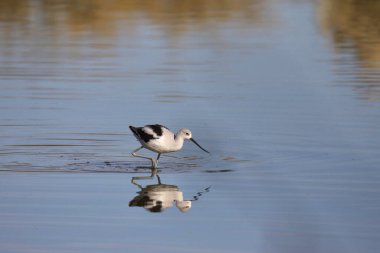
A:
[[190, 138, 210, 154]]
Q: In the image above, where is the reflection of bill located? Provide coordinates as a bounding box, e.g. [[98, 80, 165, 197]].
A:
[[129, 184, 192, 213], [130, 170, 211, 213]]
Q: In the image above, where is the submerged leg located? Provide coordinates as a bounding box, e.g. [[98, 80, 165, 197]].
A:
[[131, 167, 159, 187], [131, 146, 157, 168]]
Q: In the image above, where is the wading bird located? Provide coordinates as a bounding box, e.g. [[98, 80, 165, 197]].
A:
[[129, 124, 209, 168]]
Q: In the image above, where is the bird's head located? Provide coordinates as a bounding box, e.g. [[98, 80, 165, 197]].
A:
[[179, 128, 209, 154], [179, 128, 192, 140]]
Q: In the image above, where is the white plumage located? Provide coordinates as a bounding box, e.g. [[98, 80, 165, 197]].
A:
[[129, 124, 209, 168]]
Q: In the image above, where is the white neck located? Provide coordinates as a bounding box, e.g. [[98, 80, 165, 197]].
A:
[[173, 132, 185, 151]]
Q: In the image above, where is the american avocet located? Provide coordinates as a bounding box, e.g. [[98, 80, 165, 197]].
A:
[[129, 124, 209, 168]]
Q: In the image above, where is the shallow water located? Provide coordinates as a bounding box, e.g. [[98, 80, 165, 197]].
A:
[[1, 0, 380, 252]]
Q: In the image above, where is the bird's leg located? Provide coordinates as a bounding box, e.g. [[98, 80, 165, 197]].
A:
[[148, 153, 161, 169], [131, 146, 157, 168], [151, 159, 157, 168], [131, 146, 143, 157], [131, 167, 159, 187]]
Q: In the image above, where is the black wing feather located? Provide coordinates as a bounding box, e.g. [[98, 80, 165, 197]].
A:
[[129, 125, 155, 143], [146, 124, 166, 136]]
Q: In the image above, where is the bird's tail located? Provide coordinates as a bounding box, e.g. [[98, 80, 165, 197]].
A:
[[129, 126, 140, 139], [129, 125, 137, 135]]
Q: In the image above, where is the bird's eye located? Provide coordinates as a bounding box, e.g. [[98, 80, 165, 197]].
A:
[[186, 132, 190, 135]]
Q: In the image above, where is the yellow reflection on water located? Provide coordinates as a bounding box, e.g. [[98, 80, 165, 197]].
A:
[[0, 0, 268, 38], [318, 0, 380, 100], [0, 0, 272, 80]]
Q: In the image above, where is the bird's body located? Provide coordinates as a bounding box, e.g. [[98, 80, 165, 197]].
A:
[[129, 124, 209, 168], [130, 125, 183, 153]]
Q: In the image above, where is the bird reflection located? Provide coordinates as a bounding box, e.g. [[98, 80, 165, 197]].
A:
[[129, 168, 210, 213]]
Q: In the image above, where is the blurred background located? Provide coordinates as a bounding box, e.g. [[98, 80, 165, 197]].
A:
[[0, 0, 380, 253]]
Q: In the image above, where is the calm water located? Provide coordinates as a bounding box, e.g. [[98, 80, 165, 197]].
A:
[[1, 0, 380, 252]]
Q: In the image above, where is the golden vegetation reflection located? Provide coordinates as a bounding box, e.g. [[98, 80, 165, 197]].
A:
[[0, 0, 268, 38], [318, 0, 380, 100], [0, 0, 271, 80]]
